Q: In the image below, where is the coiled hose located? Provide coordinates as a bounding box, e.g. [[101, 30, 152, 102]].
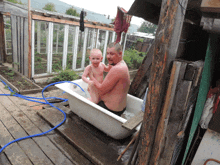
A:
[[0, 79, 85, 153]]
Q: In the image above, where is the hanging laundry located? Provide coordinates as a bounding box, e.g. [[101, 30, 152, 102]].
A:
[[80, 9, 85, 32], [113, 7, 132, 43]]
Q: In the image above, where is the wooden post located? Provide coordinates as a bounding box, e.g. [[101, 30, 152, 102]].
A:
[[72, 26, 79, 70], [37, 21, 41, 53], [62, 24, 69, 70], [28, 0, 31, 78], [0, 13, 6, 63], [102, 30, 109, 64], [137, 0, 188, 164]]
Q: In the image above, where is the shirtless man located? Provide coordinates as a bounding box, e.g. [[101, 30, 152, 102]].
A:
[[82, 48, 112, 103], [89, 43, 130, 116]]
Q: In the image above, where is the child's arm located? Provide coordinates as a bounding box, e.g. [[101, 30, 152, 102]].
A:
[[102, 63, 113, 72], [82, 65, 92, 84]]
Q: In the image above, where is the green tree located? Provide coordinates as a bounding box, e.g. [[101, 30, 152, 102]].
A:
[[65, 7, 80, 17], [6, 0, 23, 4], [138, 21, 157, 35], [43, 3, 57, 12]]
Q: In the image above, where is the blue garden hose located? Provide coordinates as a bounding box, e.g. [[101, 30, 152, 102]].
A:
[[0, 79, 85, 153]]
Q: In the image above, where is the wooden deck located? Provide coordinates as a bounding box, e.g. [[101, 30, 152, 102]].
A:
[[0, 81, 133, 165]]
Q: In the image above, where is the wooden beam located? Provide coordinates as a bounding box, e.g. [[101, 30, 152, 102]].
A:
[[151, 62, 189, 165], [28, 0, 31, 78], [122, 111, 144, 131], [128, 41, 154, 97], [0, 13, 6, 63], [201, 0, 220, 13], [32, 14, 114, 31], [137, 0, 189, 164], [3, 2, 28, 18], [11, 15, 18, 70]]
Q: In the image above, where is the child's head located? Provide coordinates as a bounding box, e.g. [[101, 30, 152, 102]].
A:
[[89, 49, 103, 67]]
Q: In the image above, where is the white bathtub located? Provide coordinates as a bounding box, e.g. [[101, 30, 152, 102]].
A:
[[55, 79, 143, 139]]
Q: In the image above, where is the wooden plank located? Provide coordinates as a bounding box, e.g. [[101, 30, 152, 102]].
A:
[[201, 0, 220, 13], [128, 41, 153, 97], [0, 68, 42, 94], [32, 15, 114, 31], [184, 65, 196, 81], [0, 102, 54, 165], [20, 17, 24, 74], [182, 34, 216, 165], [37, 108, 123, 165], [0, 152, 12, 165], [150, 61, 182, 164], [43, 101, 69, 108], [23, 18, 29, 77], [3, 2, 28, 18], [0, 120, 32, 165], [11, 15, 18, 71], [138, 0, 189, 164], [122, 111, 144, 131], [157, 81, 192, 165], [0, 74, 20, 93], [28, 0, 31, 78], [0, 84, 78, 165], [0, 86, 92, 165], [193, 67, 203, 87], [0, 14, 6, 63], [17, 16, 21, 72], [135, 67, 151, 98]]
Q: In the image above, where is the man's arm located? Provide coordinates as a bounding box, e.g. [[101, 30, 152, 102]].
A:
[[90, 66, 123, 95], [82, 65, 92, 84]]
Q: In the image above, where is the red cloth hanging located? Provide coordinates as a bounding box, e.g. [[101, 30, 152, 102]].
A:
[[113, 7, 132, 43], [206, 86, 220, 114]]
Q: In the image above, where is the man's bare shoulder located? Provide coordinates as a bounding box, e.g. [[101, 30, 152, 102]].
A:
[[114, 61, 128, 71]]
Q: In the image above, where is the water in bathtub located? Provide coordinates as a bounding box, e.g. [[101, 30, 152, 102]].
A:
[[72, 84, 90, 98]]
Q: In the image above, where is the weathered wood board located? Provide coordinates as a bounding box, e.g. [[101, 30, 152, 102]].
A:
[[122, 111, 144, 131], [201, 0, 220, 13], [0, 120, 33, 165], [37, 107, 124, 165], [0, 82, 92, 165]]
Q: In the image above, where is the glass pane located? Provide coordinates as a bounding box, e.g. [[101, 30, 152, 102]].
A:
[[108, 32, 113, 45], [4, 15, 12, 55], [114, 33, 118, 42], [66, 26, 76, 70], [85, 28, 94, 67], [76, 30, 85, 69], [121, 32, 126, 49], [97, 30, 106, 54], [52, 24, 64, 72], [34, 21, 48, 74]]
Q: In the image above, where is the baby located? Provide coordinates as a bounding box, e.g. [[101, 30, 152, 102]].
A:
[[82, 49, 112, 103]]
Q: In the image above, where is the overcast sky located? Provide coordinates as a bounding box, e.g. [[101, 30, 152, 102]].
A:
[[59, 0, 145, 26]]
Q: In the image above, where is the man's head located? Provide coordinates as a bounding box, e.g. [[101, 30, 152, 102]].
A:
[[106, 42, 123, 65], [89, 49, 103, 67]]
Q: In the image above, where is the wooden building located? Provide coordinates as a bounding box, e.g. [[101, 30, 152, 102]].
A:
[[127, 0, 220, 164]]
